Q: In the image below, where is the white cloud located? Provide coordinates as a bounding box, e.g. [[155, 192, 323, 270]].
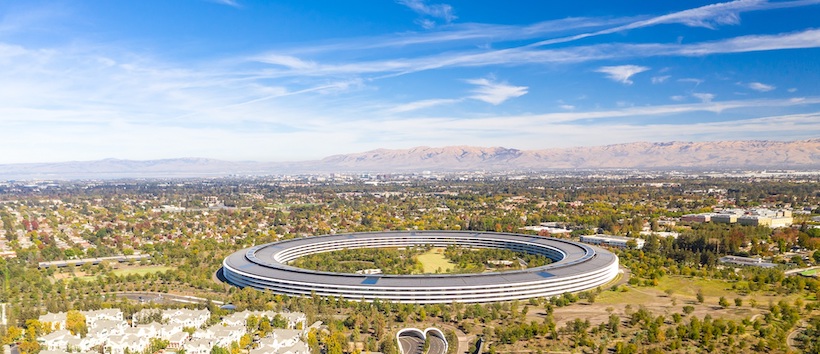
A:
[[677, 28, 820, 55], [651, 75, 670, 84], [398, 0, 456, 28], [788, 88, 798, 92], [386, 98, 460, 113], [209, 0, 241, 7], [241, 28, 820, 83], [747, 82, 775, 92], [670, 95, 687, 101], [527, 0, 802, 48], [693, 92, 715, 103], [596, 65, 650, 85], [678, 78, 704, 85], [466, 78, 528, 105], [255, 54, 317, 70], [559, 104, 575, 110]]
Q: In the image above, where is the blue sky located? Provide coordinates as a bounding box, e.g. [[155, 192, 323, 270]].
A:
[[1, 0, 819, 163]]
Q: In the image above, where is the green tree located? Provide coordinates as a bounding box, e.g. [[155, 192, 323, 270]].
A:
[[66, 310, 88, 338], [719, 296, 730, 308], [210, 346, 230, 354]]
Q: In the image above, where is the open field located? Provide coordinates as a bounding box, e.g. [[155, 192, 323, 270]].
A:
[[537, 275, 810, 328], [57, 265, 174, 282], [417, 248, 457, 273]]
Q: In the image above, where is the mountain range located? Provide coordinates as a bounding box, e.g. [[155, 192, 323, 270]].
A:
[[2, 139, 818, 180]]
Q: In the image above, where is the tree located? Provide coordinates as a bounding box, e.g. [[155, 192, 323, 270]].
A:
[[734, 298, 743, 307], [210, 346, 230, 354], [307, 329, 319, 353], [696, 290, 705, 304], [66, 310, 88, 338], [719, 296, 730, 308], [2, 326, 22, 345]]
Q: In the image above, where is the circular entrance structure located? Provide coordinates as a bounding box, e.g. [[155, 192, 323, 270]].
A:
[[221, 231, 619, 303]]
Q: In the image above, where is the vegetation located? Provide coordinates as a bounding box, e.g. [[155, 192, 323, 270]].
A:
[[0, 174, 818, 353]]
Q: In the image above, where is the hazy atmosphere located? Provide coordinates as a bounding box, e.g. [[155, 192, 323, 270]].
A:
[[1, 0, 820, 163]]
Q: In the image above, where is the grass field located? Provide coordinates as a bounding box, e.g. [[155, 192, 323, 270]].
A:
[[543, 274, 811, 328], [800, 269, 818, 277], [72, 266, 173, 282], [417, 248, 457, 273]]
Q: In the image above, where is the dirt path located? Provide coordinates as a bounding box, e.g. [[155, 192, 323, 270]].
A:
[[787, 320, 807, 352]]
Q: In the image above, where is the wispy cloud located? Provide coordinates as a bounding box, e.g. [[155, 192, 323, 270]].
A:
[[678, 78, 704, 85], [693, 92, 716, 103], [398, 0, 456, 28], [747, 81, 775, 92], [466, 78, 528, 105], [526, 0, 808, 48], [247, 26, 820, 82], [386, 98, 461, 113], [651, 75, 671, 84], [209, 0, 241, 8], [596, 65, 649, 85], [254, 54, 317, 70]]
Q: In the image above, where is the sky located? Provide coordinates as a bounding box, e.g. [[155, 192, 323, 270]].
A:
[[1, 0, 819, 163]]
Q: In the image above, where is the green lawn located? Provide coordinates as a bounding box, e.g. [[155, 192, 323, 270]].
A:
[[417, 248, 457, 273], [73, 266, 173, 282], [656, 276, 735, 298], [800, 269, 818, 277]]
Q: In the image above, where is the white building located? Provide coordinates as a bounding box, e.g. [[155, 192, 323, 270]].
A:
[[580, 235, 645, 249], [163, 309, 210, 328], [639, 231, 680, 239], [83, 309, 123, 326], [251, 329, 306, 354], [39, 313, 67, 330], [105, 334, 149, 354]]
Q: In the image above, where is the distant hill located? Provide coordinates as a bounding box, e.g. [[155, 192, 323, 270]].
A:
[[319, 139, 820, 171], [1, 139, 818, 179]]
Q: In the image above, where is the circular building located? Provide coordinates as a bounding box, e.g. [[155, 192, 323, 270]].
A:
[[221, 231, 619, 303]]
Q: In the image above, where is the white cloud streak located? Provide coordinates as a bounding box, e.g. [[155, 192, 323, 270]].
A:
[[693, 92, 716, 103], [466, 78, 528, 105], [386, 98, 461, 113], [209, 0, 241, 8], [398, 0, 456, 22], [747, 81, 775, 92], [596, 65, 650, 85], [528, 0, 820, 48], [247, 28, 820, 82]]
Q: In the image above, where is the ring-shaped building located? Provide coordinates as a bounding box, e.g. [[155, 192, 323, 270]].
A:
[[221, 231, 619, 304]]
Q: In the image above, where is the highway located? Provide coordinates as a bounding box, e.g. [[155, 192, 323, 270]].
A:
[[427, 335, 447, 354], [399, 336, 424, 354]]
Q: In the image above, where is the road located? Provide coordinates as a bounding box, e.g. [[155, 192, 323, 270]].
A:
[[427, 335, 447, 354], [399, 336, 424, 354], [110, 292, 224, 305], [786, 320, 807, 352], [785, 266, 820, 275], [437, 323, 468, 354]]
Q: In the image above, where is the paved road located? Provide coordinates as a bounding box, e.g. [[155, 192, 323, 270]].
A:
[[786, 320, 807, 352], [428, 336, 447, 354], [785, 266, 820, 275], [111, 292, 224, 305], [399, 336, 424, 354], [438, 323, 468, 354]]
